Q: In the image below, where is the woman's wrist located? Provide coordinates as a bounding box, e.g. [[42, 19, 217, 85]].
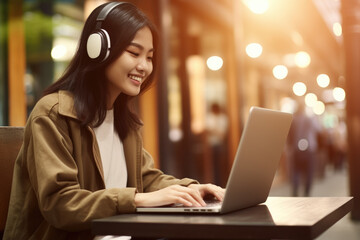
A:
[[134, 193, 145, 207]]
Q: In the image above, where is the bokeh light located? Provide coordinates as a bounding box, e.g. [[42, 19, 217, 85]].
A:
[[317, 74, 330, 88], [293, 82, 307, 96], [51, 45, 67, 60], [298, 139, 309, 151], [333, 22, 342, 37], [272, 65, 288, 80], [313, 101, 325, 115], [243, 0, 269, 14], [295, 51, 311, 68], [206, 56, 223, 71], [333, 87, 346, 102], [305, 93, 318, 107], [246, 43, 263, 58]]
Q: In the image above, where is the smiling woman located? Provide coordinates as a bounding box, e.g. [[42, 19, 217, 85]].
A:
[[3, 2, 224, 240], [105, 27, 154, 105]]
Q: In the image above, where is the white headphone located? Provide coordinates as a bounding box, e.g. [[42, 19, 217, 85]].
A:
[[86, 2, 122, 61]]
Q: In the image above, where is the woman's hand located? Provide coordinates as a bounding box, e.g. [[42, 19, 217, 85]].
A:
[[134, 184, 225, 208], [188, 183, 225, 202], [135, 185, 206, 207]]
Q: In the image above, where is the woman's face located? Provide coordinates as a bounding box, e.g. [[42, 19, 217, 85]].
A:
[[105, 26, 154, 107]]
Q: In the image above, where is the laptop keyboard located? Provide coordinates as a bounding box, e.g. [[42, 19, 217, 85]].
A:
[[204, 199, 221, 207], [170, 199, 221, 208]]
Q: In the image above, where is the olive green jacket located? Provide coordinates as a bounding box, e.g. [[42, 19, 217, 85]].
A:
[[4, 90, 197, 240]]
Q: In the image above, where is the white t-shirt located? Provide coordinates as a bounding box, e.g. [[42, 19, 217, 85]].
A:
[[93, 109, 127, 189]]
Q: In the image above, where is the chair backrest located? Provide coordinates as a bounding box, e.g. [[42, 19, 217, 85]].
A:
[[0, 126, 24, 234]]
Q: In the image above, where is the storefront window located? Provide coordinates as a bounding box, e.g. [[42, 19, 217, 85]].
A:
[[23, 0, 83, 115], [163, 2, 231, 186]]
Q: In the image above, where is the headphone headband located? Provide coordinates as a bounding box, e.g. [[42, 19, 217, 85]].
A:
[[96, 2, 122, 23]]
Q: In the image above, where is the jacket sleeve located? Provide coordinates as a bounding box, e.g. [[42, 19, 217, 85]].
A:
[[140, 148, 199, 193], [26, 115, 136, 231]]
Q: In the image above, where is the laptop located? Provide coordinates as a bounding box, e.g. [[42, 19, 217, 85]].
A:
[[136, 106, 293, 214]]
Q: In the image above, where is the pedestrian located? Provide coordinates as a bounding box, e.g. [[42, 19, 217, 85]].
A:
[[288, 102, 321, 196], [206, 103, 228, 186]]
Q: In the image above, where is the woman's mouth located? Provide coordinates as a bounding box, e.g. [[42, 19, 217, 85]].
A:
[[129, 74, 143, 85]]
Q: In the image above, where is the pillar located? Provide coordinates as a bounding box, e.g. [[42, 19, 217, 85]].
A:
[[341, 0, 360, 220]]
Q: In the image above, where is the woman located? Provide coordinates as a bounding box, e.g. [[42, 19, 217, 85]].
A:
[[4, 2, 224, 240]]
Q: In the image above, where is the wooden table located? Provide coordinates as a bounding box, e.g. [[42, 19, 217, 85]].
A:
[[92, 197, 353, 239]]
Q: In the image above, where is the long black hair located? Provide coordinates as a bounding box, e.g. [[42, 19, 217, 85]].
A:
[[43, 2, 158, 140]]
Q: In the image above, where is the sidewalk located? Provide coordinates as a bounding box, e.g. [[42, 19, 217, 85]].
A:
[[269, 167, 360, 239]]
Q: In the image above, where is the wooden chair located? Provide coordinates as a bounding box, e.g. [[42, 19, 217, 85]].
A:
[[0, 126, 24, 238]]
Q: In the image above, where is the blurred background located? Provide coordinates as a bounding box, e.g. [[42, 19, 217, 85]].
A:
[[1, 0, 360, 228]]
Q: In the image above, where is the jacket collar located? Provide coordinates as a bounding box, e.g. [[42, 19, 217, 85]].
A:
[[58, 90, 78, 120], [57, 90, 143, 129]]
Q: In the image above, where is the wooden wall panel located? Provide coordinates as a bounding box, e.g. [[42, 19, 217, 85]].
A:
[[8, 0, 26, 126]]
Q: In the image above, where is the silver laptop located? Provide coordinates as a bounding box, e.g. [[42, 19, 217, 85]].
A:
[[136, 107, 293, 214]]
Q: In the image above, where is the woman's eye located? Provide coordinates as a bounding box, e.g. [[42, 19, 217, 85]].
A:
[[127, 50, 139, 56], [147, 56, 153, 61]]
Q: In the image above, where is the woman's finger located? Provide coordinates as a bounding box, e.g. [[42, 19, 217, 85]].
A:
[[173, 185, 206, 207]]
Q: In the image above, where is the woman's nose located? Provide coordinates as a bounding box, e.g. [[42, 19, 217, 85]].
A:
[[136, 57, 152, 73]]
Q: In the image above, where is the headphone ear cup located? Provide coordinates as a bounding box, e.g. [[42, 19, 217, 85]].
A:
[[86, 29, 111, 61], [87, 32, 102, 59]]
